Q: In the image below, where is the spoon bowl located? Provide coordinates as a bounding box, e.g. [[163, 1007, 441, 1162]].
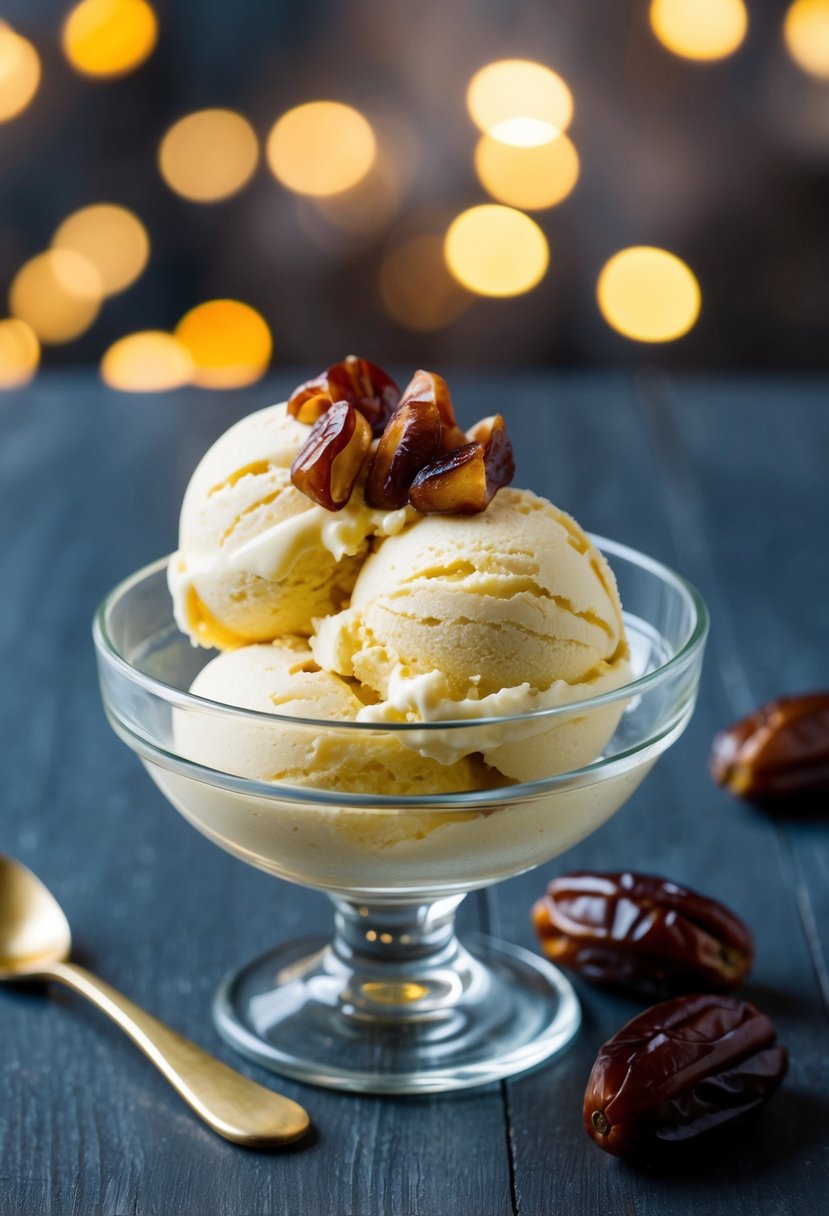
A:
[[0, 855, 71, 976]]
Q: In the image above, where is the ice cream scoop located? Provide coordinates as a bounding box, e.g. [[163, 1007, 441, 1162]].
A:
[[169, 403, 411, 648], [177, 638, 499, 795], [313, 487, 631, 779]]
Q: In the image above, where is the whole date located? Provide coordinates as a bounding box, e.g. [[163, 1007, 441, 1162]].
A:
[[532, 872, 753, 997], [711, 692, 829, 802], [584, 994, 787, 1158]]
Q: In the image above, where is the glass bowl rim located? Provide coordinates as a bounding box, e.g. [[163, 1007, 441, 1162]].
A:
[[108, 703, 695, 809], [93, 536, 708, 734]]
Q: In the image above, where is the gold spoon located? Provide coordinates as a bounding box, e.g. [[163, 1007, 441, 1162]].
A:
[[0, 854, 310, 1148]]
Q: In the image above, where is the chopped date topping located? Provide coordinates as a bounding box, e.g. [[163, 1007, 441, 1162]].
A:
[[409, 412, 514, 515], [290, 400, 372, 511], [287, 360, 515, 515], [288, 356, 400, 436], [397, 370, 468, 453], [286, 371, 332, 424], [364, 398, 442, 510], [409, 442, 490, 515]]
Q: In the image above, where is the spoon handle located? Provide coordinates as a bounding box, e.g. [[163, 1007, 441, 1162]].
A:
[[42, 960, 309, 1147]]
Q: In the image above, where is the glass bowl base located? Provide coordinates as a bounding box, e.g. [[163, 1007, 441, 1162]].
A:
[[213, 932, 581, 1094]]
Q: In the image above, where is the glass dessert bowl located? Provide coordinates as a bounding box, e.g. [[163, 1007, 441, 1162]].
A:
[[94, 538, 707, 1094]]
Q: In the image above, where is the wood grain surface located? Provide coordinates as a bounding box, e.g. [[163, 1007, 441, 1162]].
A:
[[1, 372, 826, 1216]]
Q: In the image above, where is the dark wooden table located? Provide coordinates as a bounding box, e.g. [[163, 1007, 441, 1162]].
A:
[[1, 371, 827, 1216]]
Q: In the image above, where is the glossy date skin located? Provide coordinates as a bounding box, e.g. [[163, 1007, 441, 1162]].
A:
[[532, 872, 754, 997], [290, 400, 372, 510], [286, 359, 517, 516], [364, 398, 442, 510], [409, 414, 514, 515], [711, 692, 829, 802], [288, 356, 401, 435], [584, 994, 787, 1159]]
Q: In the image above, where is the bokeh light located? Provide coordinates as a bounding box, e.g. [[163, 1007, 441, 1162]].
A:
[[101, 331, 193, 391], [444, 206, 549, 298], [649, 0, 748, 61], [9, 249, 103, 344], [62, 0, 158, 78], [379, 235, 472, 331], [489, 118, 561, 148], [0, 319, 39, 388], [53, 204, 149, 296], [474, 132, 579, 211], [0, 22, 41, 123], [784, 0, 829, 78], [266, 101, 376, 196], [159, 110, 259, 203], [175, 300, 272, 389], [466, 60, 573, 143], [597, 246, 701, 343]]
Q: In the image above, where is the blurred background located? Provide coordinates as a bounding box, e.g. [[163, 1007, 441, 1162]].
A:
[[0, 0, 827, 393]]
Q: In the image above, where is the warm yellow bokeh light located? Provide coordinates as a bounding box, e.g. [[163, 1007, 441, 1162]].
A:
[[467, 60, 573, 143], [444, 206, 549, 298], [53, 204, 149, 296], [62, 0, 158, 78], [0, 23, 41, 123], [266, 101, 376, 196], [597, 246, 701, 343], [784, 0, 829, 78], [9, 249, 103, 344], [489, 117, 559, 147], [0, 318, 39, 388], [649, 0, 748, 61], [379, 236, 472, 331], [101, 331, 193, 392], [475, 131, 579, 211], [159, 110, 259, 203], [175, 300, 272, 389]]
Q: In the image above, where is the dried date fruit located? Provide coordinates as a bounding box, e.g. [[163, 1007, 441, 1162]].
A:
[[287, 357, 400, 434], [286, 371, 332, 424], [710, 692, 829, 802], [398, 369, 468, 452], [409, 412, 514, 514], [288, 361, 516, 514], [584, 994, 787, 1159], [532, 872, 753, 997], [409, 442, 488, 514], [327, 356, 400, 435], [468, 413, 515, 490], [364, 398, 442, 510], [290, 400, 372, 510]]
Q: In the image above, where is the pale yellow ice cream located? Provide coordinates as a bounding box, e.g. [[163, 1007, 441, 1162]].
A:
[[168, 397, 632, 790], [313, 487, 631, 780], [178, 638, 498, 797], [168, 402, 411, 648], [161, 632, 645, 889]]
